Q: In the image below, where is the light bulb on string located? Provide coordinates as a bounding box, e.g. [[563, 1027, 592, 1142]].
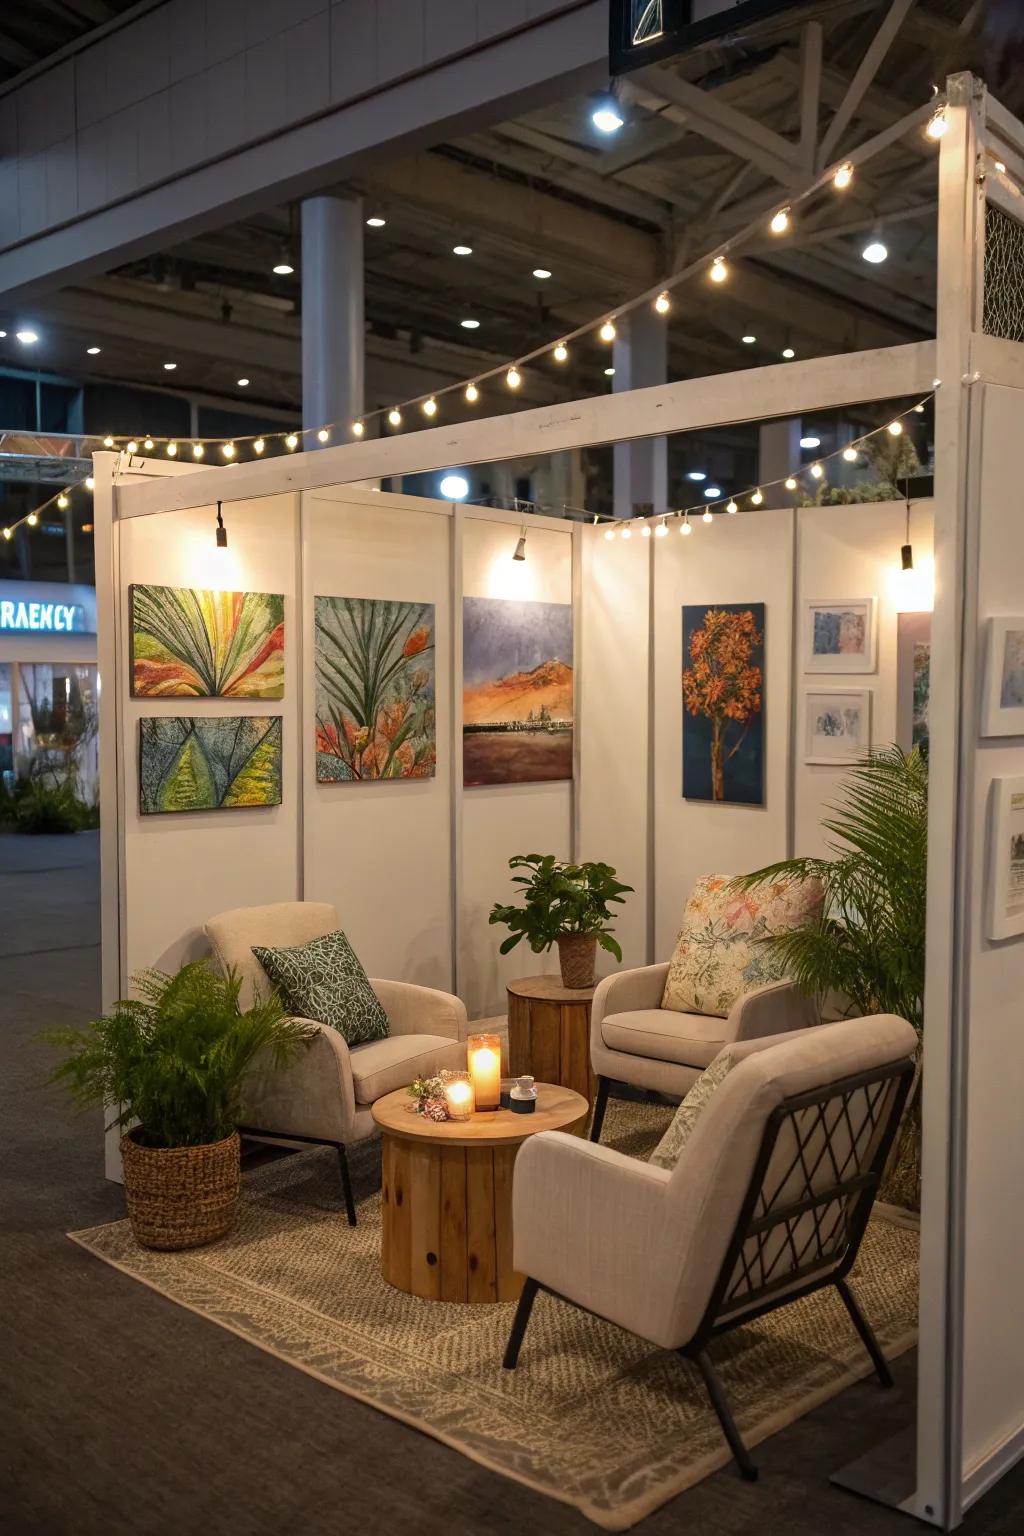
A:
[[352, 421, 365, 437], [604, 527, 615, 542], [285, 434, 298, 450], [143, 437, 154, 451], [422, 398, 438, 417], [785, 477, 797, 491], [751, 489, 763, 506], [553, 342, 569, 363], [710, 256, 728, 284], [126, 440, 138, 454], [57, 493, 69, 509], [388, 408, 402, 427], [222, 442, 236, 458], [843, 446, 859, 462], [810, 462, 823, 479], [85, 477, 94, 490], [654, 291, 671, 315], [102, 436, 114, 448], [926, 104, 948, 140], [888, 420, 903, 436], [702, 508, 713, 524], [769, 206, 790, 235], [507, 367, 522, 390], [655, 518, 668, 537], [465, 383, 479, 403], [254, 439, 265, 454], [726, 500, 738, 514], [599, 319, 617, 343], [318, 427, 330, 442], [833, 161, 854, 190], [193, 443, 204, 459], [621, 522, 632, 540], [27, 512, 38, 527], [641, 522, 652, 538], [680, 516, 692, 536], [166, 442, 177, 456], [2, 527, 10, 541]]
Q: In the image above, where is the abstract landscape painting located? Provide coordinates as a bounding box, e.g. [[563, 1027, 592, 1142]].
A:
[[804, 597, 876, 673], [804, 689, 871, 764], [463, 596, 573, 787], [130, 585, 284, 698], [139, 717, 282, 814], [682, 603, 764, 804], [315, 596, 436, 781]]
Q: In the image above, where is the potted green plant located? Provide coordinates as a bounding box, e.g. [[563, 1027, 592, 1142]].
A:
[[50, 961, 316, 1250], [490, 854, 633, 988], [734, 744, 927, 1207]]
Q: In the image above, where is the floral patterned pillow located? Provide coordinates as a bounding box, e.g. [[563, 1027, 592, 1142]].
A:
[[649, 1051, 734, 1170], [661, 874, 823, 1018]]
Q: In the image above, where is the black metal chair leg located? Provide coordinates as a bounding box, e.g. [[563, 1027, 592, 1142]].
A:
[[589, 1077, 611, 1143], [692, 1350, 759, 1482], [503, 1278, 540, 1369], [336, 1144, 357, 1227], [836, 1278, 893, 1388]]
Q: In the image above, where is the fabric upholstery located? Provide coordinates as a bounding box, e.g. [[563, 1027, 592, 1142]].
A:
[[205, 901, 338, 1009], [253, 930, 390, 1046], [370, 979, 467, 1042], [649, 1052, 735, 1169], [515, 1014, 917, 1351], [601, 1009, 726, 1069], [349, 1034, 466, 1105], [662, 874, 824, 1017]]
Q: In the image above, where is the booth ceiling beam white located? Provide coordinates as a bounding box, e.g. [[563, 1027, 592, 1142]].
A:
[[97, 74, 1024, 1533]]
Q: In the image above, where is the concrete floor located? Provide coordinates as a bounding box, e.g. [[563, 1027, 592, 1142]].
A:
[[2, 831, 1023, 1535]]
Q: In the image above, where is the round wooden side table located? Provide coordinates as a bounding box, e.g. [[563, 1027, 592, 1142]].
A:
[[506, 973, 599, 1109], [372, 1082, 588, 1304]]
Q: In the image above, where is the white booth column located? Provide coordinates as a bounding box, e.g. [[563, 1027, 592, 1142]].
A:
[[758, 418, 802, 487], [612, 309, 667, 518], [301, 195, 365, 439]]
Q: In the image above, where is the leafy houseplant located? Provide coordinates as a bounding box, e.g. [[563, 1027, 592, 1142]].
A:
[[50, 961, 316, 1250], [490, 855, 633, 988], [734, 745, 927, 1207]]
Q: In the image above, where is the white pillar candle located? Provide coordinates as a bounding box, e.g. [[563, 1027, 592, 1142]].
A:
[[444, 1077, 474, 1121]]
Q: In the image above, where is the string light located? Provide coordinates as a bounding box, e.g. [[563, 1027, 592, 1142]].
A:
[[166, 442, 177, 456], [843, 446, 859, 461], [285, 434, 298, 450], [680, 516, 692, 536], [710, 256, 728, 283], [888, 420, 903, 436], [351, 421, 365, 437], [143, 437, 154, 450], [26, 512, 38, 527], [388, 408, 402, 427], [751, 489, 763, 505], [654, 292, 671, 315], [318, 427, 330, 442], [785, 476, 797, 490], [769, 207, 791, 235], [655, 518, 668, 537], [57, 493, 69, 509], [2, 527, 10, 540], [222, 442, 236, 458], [254, 438, 265, 454], [702, 508, 713, 524], [926, 104, 948, 140], [193, 443, 205, 459], [727, 500, 738, 514], [422, 398, 438, 417], [641, 522, 652, 537], [507, 367, 522, 390], [599, 320, 617, 343], [85, 476, 94, 490], [604, 527, 616, 541], [102, 436, 114, 448], [553, 343, 569, 363], [833, 162, 854, 190], [465, 383, 479, 403], [811, 462, 824, 478], [126, 440, 138, 454], [621, 522, 632, 540]]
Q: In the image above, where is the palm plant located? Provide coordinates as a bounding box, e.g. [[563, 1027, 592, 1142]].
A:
[[49, 961, 317, 1148], [733, 746, 927, 1032]]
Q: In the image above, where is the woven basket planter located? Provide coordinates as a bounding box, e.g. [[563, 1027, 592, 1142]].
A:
[[120, 1129, 241, 1251], [556, 933, 598, 989]]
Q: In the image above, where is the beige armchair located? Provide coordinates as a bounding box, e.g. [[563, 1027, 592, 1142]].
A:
[[505, 1015, 916, 1480], [204, 901, 468, 1224], [589, 965, 819, 1142]]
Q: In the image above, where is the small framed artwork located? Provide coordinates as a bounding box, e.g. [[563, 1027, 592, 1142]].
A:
[[805, 597, 877, 674], [981, 617, 1024, 737], [987, 776, 1024, 940], [804, 689, 871, 765], [896, 612, 931, 756]]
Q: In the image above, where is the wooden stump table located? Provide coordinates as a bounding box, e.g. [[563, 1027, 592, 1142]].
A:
[[507, 974, 599, 1109], [373, 1083, 588, 1304]]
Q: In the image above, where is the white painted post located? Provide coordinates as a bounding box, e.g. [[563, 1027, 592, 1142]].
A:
[[301, 195, 365, 439], [612, 307, 668, 517]]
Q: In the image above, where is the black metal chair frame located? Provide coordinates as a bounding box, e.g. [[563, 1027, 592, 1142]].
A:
[[505, 1057, 914, 1482], [236, 1125, 357, 1226]]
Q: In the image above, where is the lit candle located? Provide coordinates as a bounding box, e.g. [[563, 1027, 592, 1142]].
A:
[[444, 1076, 474, 1121], [467, 1033, 502, 1112]]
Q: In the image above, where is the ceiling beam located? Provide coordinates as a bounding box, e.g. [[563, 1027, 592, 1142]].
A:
[[800, 21, 823, 175], [628, 67, 805, 187], [816, 0, 918, 169]]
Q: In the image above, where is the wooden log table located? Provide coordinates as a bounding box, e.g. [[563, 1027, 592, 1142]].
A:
[[507, 973, 599, 1109], [372, 1083, 588, 1304]]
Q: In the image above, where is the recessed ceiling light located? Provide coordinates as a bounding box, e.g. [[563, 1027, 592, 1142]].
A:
[[533, 267, 552, 280], [366, 216, 386, 228], [782, 347, 796, 359], [591, 94, 624, 134], [704, 487, 721, 498], [862, 240, 888, 264], [237, 377, 250, 386], [687, 470, 706, 482], [453, 243, 473, 256], [163, 361, 177, 370], [800, 435, 821, 449], [0, 330, 6, 338], [86, 346, 101, 355], [460, 318, 480, 330], [439, 473, 469, 500], [15, 329, 38, 344], [604, 366, 615, 376], [741, 334, 756, 344], [272, 261, 294, 275]]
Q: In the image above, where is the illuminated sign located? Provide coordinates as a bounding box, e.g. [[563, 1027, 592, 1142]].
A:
[[0, 598, 86, 633]]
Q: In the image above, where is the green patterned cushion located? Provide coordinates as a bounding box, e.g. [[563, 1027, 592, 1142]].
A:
[[649, 1052, 734, 1170], [252, 931, 390, 1046]]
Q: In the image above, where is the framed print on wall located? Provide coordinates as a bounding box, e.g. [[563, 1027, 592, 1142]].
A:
[[981, 617, 1024, 737], [804, 689, 871, 765], [896, 612, 931, 756], [804, 597, 877, 674], [987, 776, 1024, 940]]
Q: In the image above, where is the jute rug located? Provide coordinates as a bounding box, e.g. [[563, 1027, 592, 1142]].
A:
[[69, 1099, 919, 1531]]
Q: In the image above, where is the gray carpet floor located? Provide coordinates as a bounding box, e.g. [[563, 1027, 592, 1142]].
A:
[[2, 831, 1022, 1536]]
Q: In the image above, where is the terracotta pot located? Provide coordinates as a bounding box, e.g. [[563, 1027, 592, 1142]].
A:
[[120, 1128, 240, 1251], [556, 933, 598, 989]]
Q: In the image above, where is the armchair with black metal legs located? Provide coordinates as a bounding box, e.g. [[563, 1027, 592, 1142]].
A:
[[503, 1014, 916, 1481]]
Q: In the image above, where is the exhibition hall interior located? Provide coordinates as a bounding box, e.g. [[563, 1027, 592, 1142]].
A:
[[5, 2, 1024, 1533]]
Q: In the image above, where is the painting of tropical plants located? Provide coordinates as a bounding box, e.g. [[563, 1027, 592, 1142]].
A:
[[314, 596, 436, 781], [682, 603, 765, 804], [139, 717, 283, 814], [130, 585, 284, 698]]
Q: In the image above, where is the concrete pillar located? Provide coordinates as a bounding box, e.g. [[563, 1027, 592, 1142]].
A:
[[758, 418, 803, 488], [301, 195, 365, 438], [612, 307, 667, 518]]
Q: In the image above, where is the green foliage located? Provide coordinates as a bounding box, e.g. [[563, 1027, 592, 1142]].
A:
[[733, 746, 927, 1032], [800, 428, 926, 506], [489, 854, 633, 963], [0, 773, 97, 833], [48, 960, 317, 1148]]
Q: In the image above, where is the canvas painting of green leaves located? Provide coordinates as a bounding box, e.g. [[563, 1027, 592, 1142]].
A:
[[139, 717, 283, 814], [315, 596, 436, 781], [130, 584, 284, 698]]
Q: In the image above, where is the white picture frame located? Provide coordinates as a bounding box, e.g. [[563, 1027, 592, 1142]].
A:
[[987, 776, 1024, 940], [981, 617, 1024, 737], [804, 596, 877, 674], [804, 688, 872, 765]]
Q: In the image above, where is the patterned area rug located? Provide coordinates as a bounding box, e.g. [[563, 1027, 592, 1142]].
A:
[[69, 1099, 919, 1531]]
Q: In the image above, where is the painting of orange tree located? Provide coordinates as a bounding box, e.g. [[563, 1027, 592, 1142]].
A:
[[315, 596, 436, 781], [682, 603, 765, 804]]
